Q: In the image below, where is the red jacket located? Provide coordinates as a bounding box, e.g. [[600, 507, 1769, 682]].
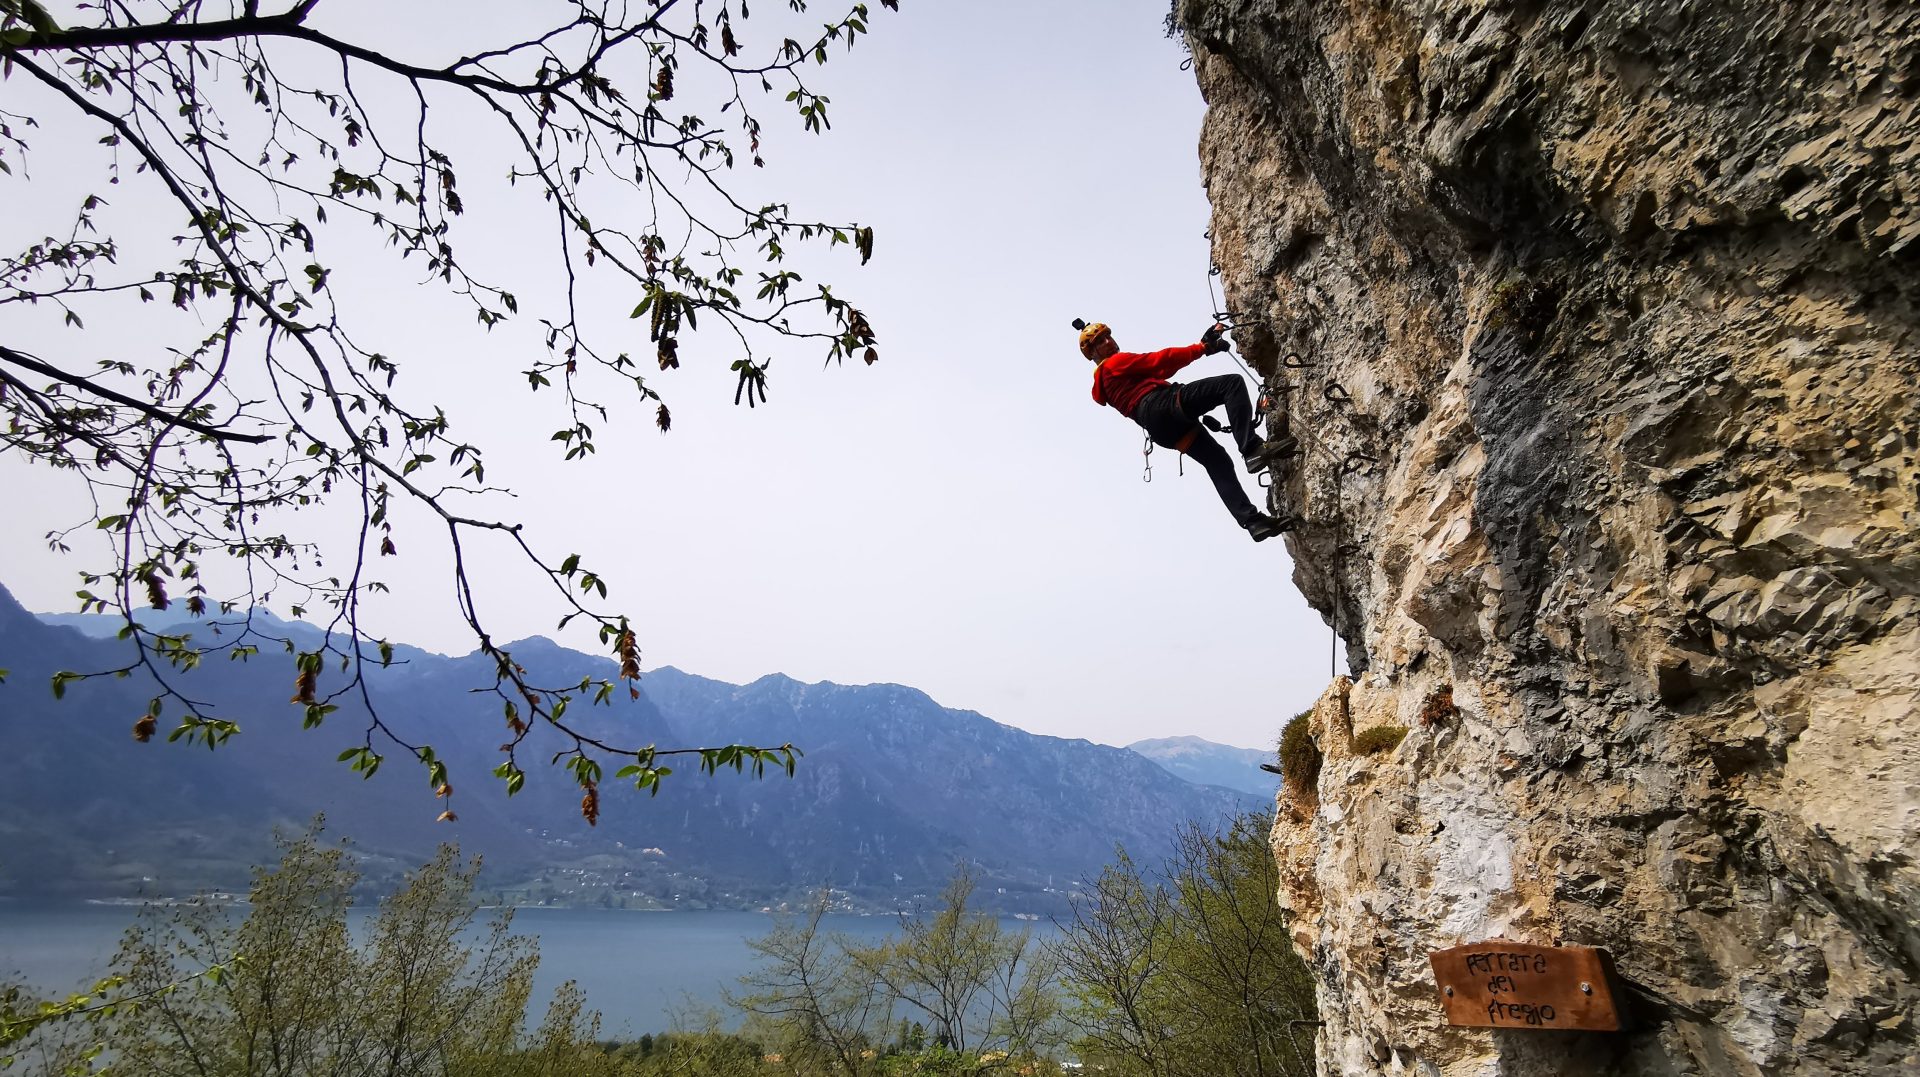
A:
[[1090, 344, 1206, 418]]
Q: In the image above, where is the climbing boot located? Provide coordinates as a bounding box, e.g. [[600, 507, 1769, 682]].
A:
[[1244, 434, 1300, 473], [1244, 512, 1300, 543]]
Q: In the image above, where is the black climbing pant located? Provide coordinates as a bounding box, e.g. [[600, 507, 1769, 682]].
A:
[[1132, 375, 1264, 527]]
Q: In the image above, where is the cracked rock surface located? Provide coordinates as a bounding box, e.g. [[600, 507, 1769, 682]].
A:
[[1179, 1, 1920, 1073]]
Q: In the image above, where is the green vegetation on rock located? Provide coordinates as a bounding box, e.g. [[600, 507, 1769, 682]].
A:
[[1353, 726, 1408, 755], [1277, 711, 1321, 801]]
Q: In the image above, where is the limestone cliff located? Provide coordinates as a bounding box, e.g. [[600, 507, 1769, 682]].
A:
[[1178, 1, 1920, 1073]]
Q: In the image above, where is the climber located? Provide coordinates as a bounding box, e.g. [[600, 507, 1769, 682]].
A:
[[1078, 318, 1299, 542]]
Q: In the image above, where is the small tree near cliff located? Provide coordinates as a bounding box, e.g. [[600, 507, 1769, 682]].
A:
[[0, 0, 897, 815], [1055, 812, 1317, 1077], [732, 871, 1064, 1074]]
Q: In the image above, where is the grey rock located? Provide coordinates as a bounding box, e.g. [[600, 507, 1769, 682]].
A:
[[1181, 0, 1920, 1072]]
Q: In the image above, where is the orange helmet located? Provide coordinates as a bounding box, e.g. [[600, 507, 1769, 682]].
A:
[[1072, 318, 1112, 360]]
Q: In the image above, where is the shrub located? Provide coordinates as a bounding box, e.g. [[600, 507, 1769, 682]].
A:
[[1353, 725, 1409, 755], [1418, 685, 1457, 727], [1277, 712, 1321, 798]]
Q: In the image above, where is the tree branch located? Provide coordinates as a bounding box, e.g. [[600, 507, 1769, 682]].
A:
[[0, 345, 270, 443], [6, 8, 648, 100], [7, 5, 310, 53]]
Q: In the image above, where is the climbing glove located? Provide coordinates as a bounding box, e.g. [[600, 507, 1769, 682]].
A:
[[1201, 323, 1231, 354]]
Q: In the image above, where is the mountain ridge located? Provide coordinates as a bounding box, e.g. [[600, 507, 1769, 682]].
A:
[[1126, 735, 1276, 797], [0, 585, 1261, 914]]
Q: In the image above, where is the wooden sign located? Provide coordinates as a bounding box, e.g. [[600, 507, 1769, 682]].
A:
[[1428, 942, 1625, 1031]]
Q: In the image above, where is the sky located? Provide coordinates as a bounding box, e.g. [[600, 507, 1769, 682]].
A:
[[0, 0, 1333, 751]]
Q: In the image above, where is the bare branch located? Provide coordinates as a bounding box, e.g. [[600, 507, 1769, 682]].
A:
[[1, 345, 271, 443]]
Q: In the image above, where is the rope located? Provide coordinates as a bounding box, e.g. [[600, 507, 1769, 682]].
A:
[[1206, 257, 1263, 386], [1330, 507, 1343, 678], [1203, 235, 1361, 681]]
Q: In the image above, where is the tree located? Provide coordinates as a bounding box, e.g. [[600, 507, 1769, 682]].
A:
[[1, 963, 242, 1074], [0, 0, 897, 814], [1049, 850, 1176, 1077], [733, 872, 1063, 1076], [851, 869, 1061, 1065], [5, 821, 619, 1077], [1054, 813, 1317, 1077], [729, 893, 888, 1076]]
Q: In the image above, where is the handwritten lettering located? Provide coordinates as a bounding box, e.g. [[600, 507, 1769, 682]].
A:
[[1486, 1000, 1559, 1026], [1432, 944, 1619, 1032], [1464, 951, 1550, 976]]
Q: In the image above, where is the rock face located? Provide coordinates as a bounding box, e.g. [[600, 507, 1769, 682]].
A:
[[1178, 1, 1920, 1073]]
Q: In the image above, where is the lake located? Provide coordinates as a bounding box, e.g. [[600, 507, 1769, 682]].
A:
[[0, 903, 1058, 1038]]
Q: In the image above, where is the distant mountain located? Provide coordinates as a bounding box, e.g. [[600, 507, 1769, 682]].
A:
[[0, 586, 1260, 913], [1127, 736, 1278, 798]]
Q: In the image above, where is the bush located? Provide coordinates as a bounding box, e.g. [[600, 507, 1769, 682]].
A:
[[1277, 712, 1321, 798], [1418, 685, 1457, 727], [1353, 725, 1409, 755]]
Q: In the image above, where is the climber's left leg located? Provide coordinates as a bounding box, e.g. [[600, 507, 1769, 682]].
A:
[[1176, 375, 1262, 458], [1180, 426, 1259, 525]]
